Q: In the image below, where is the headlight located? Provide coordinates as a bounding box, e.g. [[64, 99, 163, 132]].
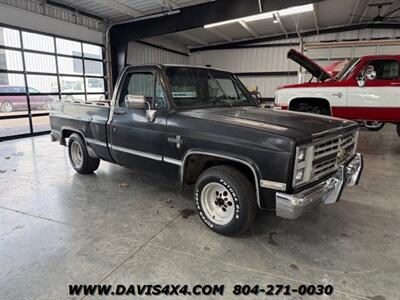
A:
[[297, 149, 306, 162], [293, 145, 314, 187], [295, 168, 304, 182]]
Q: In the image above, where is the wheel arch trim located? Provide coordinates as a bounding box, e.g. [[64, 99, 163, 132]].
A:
[[180, 149, 263, 208]]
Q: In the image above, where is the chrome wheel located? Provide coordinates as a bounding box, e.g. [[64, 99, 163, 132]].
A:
[[1, 101, 13, 112], [70, 140, 83, 168], [364, 121, 385, 131], [200, 182, 235, 226]]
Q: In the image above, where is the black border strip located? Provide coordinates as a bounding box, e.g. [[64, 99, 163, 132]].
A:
[[0, 131, 50, 142], [191, 42, 300, 51]]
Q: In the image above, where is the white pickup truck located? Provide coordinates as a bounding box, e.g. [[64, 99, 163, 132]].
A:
[[274, 49, 400, 135]]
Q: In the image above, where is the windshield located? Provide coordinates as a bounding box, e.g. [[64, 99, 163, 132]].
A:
[[335, 58, 360, 80], [165, 67, 256, 109]]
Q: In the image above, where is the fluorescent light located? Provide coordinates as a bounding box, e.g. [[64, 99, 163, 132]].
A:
[[204, 4, 313, 28], [278, 4, 314, 17]]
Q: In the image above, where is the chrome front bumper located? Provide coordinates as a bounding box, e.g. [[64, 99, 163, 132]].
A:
[[276, 153, 363, 220]]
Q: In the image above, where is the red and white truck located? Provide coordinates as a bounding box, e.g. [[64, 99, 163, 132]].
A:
[[274, 49, 400, 135]]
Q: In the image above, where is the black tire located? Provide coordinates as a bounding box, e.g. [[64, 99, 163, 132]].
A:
[[194, 165, 257, 236], [397, 124, 400, 137], [1, 101, 13, 112], [68, 133, 100, 174], [291, 102, 330, 116], [364, 121, 385, 131]]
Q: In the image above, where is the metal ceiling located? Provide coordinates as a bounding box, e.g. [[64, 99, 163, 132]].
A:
[[51, 0, 215, 22], [141, 0, 400, 50]]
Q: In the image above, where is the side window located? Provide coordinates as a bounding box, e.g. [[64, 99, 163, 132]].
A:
[[368, 60, 399, 80], [155, 77, 166, 109], [119, 72, 155, 107]]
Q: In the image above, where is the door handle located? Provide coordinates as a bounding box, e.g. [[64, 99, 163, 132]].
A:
[[331, 92, 343, 98]]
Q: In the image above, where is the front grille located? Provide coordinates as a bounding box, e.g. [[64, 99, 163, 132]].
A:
[[312, 131, 357, 180]]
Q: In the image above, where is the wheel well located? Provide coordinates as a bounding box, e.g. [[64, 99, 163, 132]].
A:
[[289, 98, 331, 114], [61, 129, 84, 146], [182, 154, 256, 187]]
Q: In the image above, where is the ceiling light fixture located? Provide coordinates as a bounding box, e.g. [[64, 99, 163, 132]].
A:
[[204, 3, 313, 28]]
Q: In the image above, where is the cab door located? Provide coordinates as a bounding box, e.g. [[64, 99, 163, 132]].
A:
[[347, 58, 400, 121], [108, 68, 168, 172]]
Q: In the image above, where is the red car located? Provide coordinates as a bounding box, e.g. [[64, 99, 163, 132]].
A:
[[274, 49, 400, 135], [0, 86, 54, 112]]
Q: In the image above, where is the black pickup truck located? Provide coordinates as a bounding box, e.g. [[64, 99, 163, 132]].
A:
[[50, 64, 363, 235]]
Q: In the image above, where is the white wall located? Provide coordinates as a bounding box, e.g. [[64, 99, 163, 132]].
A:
[[189, 45, 300, 98], [0, 3, 103, 44], [127, 41, 190, 65]]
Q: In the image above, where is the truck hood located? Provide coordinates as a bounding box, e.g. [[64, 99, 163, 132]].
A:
[[177, 106, 357, 144], [288, 48, 335, 82]]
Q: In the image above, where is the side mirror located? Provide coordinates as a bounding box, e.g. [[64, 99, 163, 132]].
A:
[[357, 66, 376, 87], [125, 95, 145, 109], [365, 67, 376, 81]]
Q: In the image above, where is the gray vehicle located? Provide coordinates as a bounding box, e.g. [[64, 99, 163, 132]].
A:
[[50, 65, 363, 236]]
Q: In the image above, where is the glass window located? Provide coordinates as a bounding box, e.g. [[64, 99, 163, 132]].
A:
[[24, 53, 56, 73], [166, 67, 254, 108], [27, 75, 58, 93], [32, 115, 50, 132], [22, 31, 54, 53], [61, 94, 85, 101], [155, 78, 166, 109], [0, 94, 28, 114], [120, 73, 154, 107], [29, 94, 55, 112], [0, 49, 23, 71], [60, 77, 85, 93], [56, 38, 82, 56], [86, 78, 104, 93], [368, 60, 399, 80], [0, 27, 21, 48], [87, 94, 106, 101], [84, 60, 103, 76], [0, 73, 25, 92], [58, 57, 83, 75], [83, 43, 102, 59], [0, 118, 30, 136]]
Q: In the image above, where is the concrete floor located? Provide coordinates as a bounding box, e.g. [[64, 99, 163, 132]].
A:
[[1, 125, 399, 300]]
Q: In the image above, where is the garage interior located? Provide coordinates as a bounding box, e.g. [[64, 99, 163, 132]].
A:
[[1, 0, 400, 299]]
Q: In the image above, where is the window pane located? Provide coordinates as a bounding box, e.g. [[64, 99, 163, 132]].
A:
[[0, 118, 30, 137], [61, 94, 85, 101], [24, 53, 56, 73], [30, 94, 56, 112], [84, 60, 103, 76], [0, 73, 25, 93], [60, 77, 84, 93], [0, 27, 20, 48], [32, 115, 50, 132], [0, 94, 28, 114], [83, 43, 102, 59], [87, 94, 105, 101], [22, 31, 54, 53], [86, 78, 104, 93], [0, 49, 23, 71], [369, 60, 399, 80], [56, 38, 82, 56], [58, 57, 83, 75], [27, 75, 58, 93]]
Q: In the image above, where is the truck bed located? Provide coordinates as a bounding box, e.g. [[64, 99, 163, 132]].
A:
[[49, 100, 112, 160]]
